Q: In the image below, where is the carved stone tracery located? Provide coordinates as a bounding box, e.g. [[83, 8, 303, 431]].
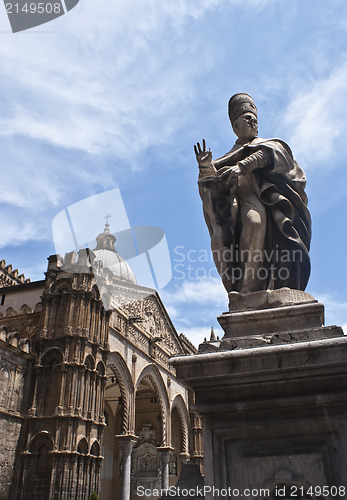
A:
[[131, 425, 161, 495]]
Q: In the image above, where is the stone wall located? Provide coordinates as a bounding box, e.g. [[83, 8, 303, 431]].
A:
[[0, 337, 32, 500], [0, 417, 23, 500]]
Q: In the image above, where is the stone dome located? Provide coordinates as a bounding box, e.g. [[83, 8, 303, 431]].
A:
[[93, 222, 137, 285]]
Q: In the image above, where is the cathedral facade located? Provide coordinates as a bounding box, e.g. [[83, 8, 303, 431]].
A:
[[0, 225, 202, 500]]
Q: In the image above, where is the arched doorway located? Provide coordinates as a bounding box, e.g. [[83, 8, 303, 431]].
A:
[[170, 395, 190, 482], [101, 362, 132, 500], [131, 375, 164, 499]]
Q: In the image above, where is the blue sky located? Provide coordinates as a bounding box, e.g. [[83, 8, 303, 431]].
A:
[[1, 0, 346, 345]]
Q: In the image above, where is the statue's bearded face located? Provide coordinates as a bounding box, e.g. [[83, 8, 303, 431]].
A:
[[232, 112, 258, 140]]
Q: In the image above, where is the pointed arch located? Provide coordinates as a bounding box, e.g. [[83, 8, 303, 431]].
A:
[[96, 360, 106, 376], [171, 394, 190, 454], [76, 437, 89, 499], [84, 354, 95, 370], [40, 348, 63, 415], [24, 431, 54, 499], [107, 352, 134, 434], [135, 364, 169, 407], [34, 302, 43, 313], [28, 431, 54, 452], [0, 365, 11, 407], [0, 326, 7, 342], [51, 278, 73, 294], [19, 304, 33, 315], [20, 339, 30, 353], [91, 284, 100, 300], [135, 364, 170, 445], [77, 437, 89, 454], [41, 347, 64, 366], [5, 307, 18, 317], [7, 332, 19, 347], [90, 440, 101, 456]]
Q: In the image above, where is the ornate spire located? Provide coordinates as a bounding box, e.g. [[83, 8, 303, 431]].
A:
[[95, 219, 116, 251], [93, 219, 137, 284], [210, 326, 216, 341]]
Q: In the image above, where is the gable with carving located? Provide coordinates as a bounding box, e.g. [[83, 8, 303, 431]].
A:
[[125, 294, 185, 358]]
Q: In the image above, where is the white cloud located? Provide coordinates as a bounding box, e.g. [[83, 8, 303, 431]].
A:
[[162, 277, 226, 307], [161, 277, 227, 346], [18, 260, 47, 283], [1, 145, 67, 210], [179, 325, 224, 348], [163, 304, 180, 319], [0, 217, 46, 247], [0, 0, 223, 159], [284, 61, 347, 169], [0, 0, 279, 250], [0, 0, 276, 159], [312, 292, 347, 330]]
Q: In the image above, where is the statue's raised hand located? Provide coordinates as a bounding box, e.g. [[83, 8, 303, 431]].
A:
[[194, 139, 217, 179], [194, 139, 213, 167]]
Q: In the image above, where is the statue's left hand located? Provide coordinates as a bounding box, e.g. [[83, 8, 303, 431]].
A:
[[220, 165, 243, 178], [219, 164, 244, 189]]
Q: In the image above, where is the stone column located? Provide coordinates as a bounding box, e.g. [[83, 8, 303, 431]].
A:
[[158, 446, 174, 491], [179, 452, 190, 464], [116, 434, 138, 500]]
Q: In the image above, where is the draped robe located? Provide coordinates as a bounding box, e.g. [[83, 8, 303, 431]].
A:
[[198, 137, 311, 293]]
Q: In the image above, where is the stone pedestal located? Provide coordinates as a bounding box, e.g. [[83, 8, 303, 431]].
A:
[[171, 292, 347, 500], [220, 288, 323, 338]]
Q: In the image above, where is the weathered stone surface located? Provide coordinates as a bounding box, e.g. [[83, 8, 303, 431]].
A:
[[0, 250, 199, 500], [199, 324, 344, 353], [190, 93, 345, 500], [161, 463, 205, 499], [172, 326, 347, 500], [228, 288, 316, 312], [0, 418, 23, 500], [0, 340, 32, 500], [218, 301, 324, 338]]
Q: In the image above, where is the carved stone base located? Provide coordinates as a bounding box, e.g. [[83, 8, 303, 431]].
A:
[[228, 288, 316, 312], [218, 301, 324, 339], [172, 317, 347, 500], [211, 289, 324, 340]]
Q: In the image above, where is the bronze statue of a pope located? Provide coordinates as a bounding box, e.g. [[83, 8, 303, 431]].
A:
[[195, 93, 311, 295]]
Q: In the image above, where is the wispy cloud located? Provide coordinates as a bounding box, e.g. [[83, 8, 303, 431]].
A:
[[179, 325, 224, 348], [0, 216, 45, 247], [0, 1, 223, 158], [284, 60, 347, 170], [162, 277, 226, 307], [0, 0, 282, 251], [0, 0, 276, 158], [312, 292, 347, 331], [161, 277, 226, 345]]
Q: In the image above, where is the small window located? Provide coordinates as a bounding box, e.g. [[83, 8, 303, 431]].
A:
[[0, 295, 5, 306]]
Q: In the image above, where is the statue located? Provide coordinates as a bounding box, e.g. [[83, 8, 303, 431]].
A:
[[194, 93, 311, 295]]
